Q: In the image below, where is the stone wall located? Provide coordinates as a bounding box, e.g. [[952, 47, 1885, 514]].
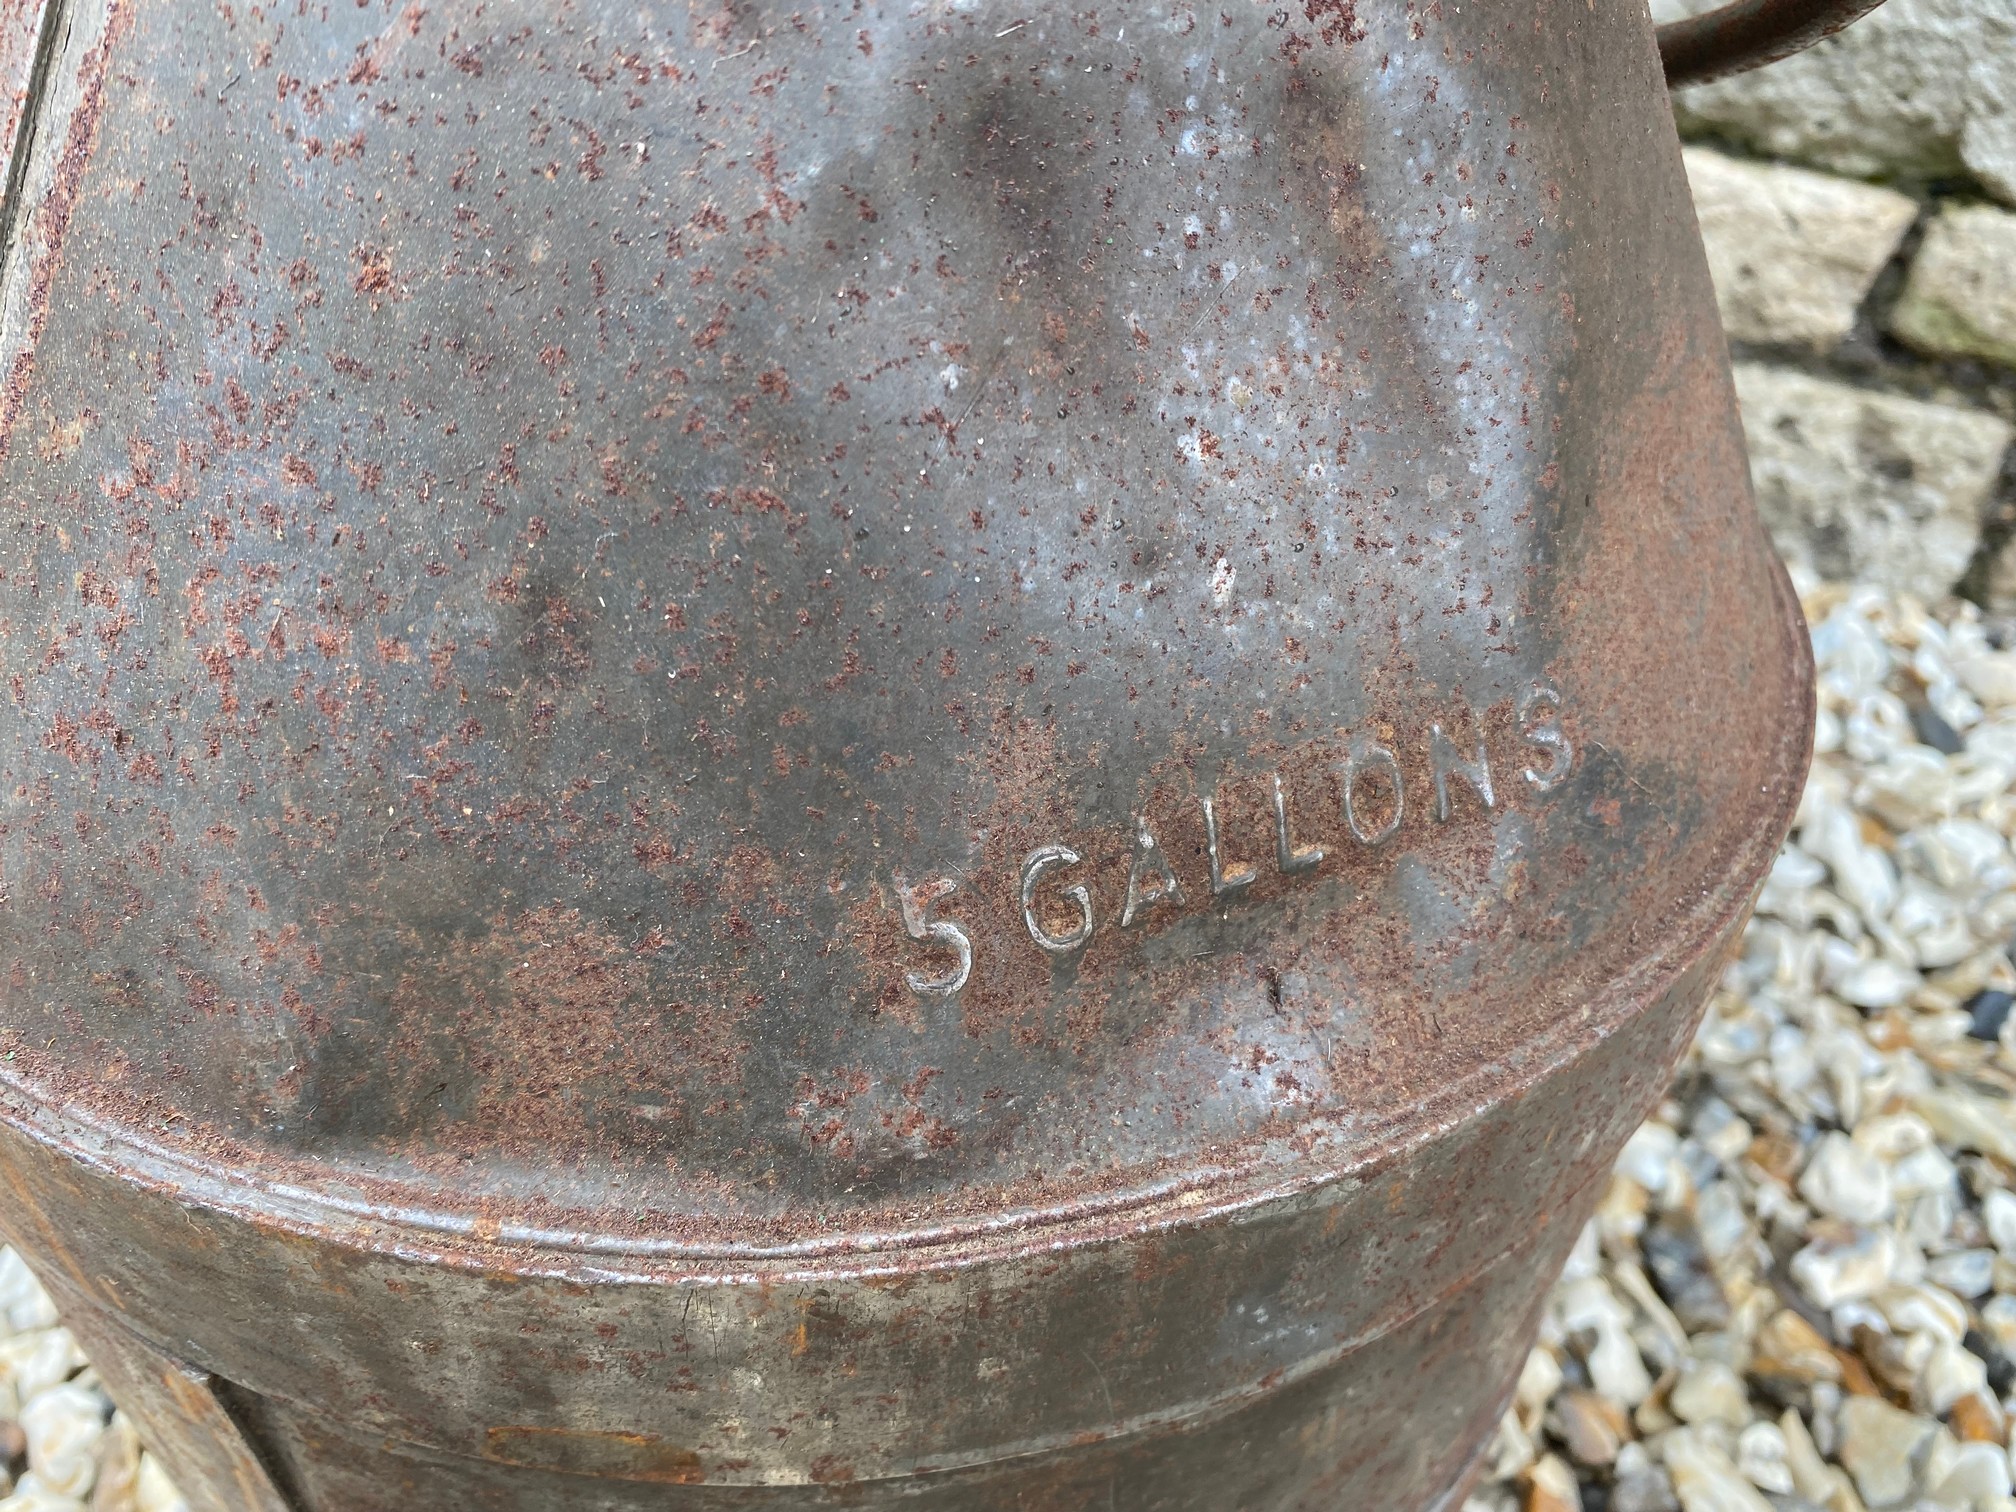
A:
[[1656, 0, 2016, 611]]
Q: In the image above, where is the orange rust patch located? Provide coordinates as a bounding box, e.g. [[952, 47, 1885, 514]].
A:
[[483, 1426, 705, 1483]]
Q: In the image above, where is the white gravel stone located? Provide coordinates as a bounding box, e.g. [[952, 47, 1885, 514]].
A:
[[1832, 956, 1925, 1011], [1528, 1454, 1581, 1509], [1663, 1426, 1777, 1512], [0, 1478, 87, 1512], [1517, 1345, 1564, 1427], [1804, 791, 1902, 922], [1860, 748, 1964, 833], [1861, 1109, 1940, 1159], [1671, 1360, 1753, 1428], [1684, 148, 1917, 352], [1908, 818, 2013, 893], [1557, 1276, 1657, 1407], [1734, 1420, 1795, 1495], [18, 1384, 103, 1500], [0, 1332, 84, 1420], [0, 1252, 58, 1335], [1923, 1336, 1991, 1412], [1734, 364, 2014, 603], [1799, 1131, 1897, 1222], [1916, 1086, 2016, 1166], [1779, 1407, 1852, 1507], [1555, 1389, 1628, 1468], [1620, 1123, 1682, 1194], [1836, 1394, 1936, 1507], [1874, 1281, 1969, 1343], [1485, 1405, 1537, 1483], [1985, 1187, 2016, 1255], [133, 1458, 185, 1512], [1933, 1441, 2014, 1505], [1925, 1246, 1995, 1296], [1693, 1098, 1753, 1156], [1981, 1294, 2016, 1357], [1654, 0, 2016, 204], [1791, 1226, 1901, 1307], [1892, 202, 2016, 368]]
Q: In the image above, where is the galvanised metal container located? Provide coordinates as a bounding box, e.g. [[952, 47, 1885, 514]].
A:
[[0, 0, 1859, 1506]]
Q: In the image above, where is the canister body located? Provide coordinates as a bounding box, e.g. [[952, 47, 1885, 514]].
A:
[[0, 1, 1812, 1507]]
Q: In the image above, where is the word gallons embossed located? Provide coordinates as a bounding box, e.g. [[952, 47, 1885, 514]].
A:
[[1121, 822, 1186, 929], [1341, 741, 1406, 847], [895, 686, 1579, 994], [1022, 844, 1094, 955]]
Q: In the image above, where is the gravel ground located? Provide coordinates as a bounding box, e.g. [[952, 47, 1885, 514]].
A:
[[1472, 578, 2016, 1512], [6, 578, 2016, 1511], [0, 1248, 182, 1511]]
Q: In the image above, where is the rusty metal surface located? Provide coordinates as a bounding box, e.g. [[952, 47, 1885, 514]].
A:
[[0, 1, 1813, 1507], [0, 0, 47, 198], [1658, 0, 1891, 87], [101, 1203, 1569, 1512]]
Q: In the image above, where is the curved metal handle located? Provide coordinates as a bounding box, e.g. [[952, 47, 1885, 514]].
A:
[[1658, 0, 1888, 87]]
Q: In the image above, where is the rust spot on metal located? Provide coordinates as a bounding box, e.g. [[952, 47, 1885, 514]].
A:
[[482, 1426, 705, 1484]]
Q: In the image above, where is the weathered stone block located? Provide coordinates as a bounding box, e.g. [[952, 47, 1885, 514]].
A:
[[1684, 147, 1916, 352], [1891, 202, 2016, 369], [1654, 0, 2016, 206], [1733, 364, 2012, 600]]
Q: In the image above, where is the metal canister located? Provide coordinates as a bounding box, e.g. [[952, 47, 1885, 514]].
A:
[[0, 1, 1855, 1506]]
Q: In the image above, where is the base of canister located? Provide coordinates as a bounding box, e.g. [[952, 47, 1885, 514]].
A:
[[38, 1186, 1575, 1512]]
